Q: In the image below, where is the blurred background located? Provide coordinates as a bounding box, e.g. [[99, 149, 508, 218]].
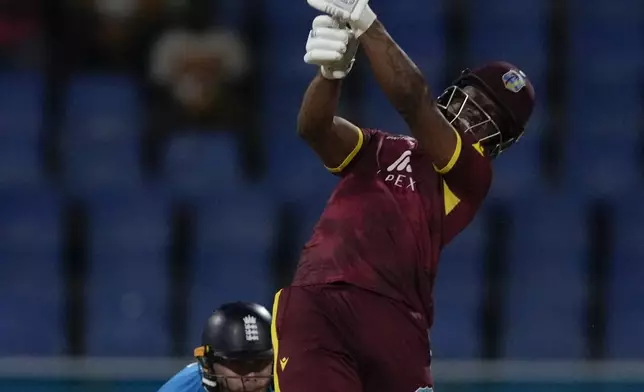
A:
[[0, 0, 643, 391]]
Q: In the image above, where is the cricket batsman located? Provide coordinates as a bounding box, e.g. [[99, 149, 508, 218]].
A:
[[270, 0, 536, 390]]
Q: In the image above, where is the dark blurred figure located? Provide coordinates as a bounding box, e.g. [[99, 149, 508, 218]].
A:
[[59, 0, 164, 74], [0, 1, 44, 70], [143, 0, 250, 177]]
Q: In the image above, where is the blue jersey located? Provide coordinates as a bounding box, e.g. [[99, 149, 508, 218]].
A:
[[158, 362, 274, 392], [158, 363, 203, 392]]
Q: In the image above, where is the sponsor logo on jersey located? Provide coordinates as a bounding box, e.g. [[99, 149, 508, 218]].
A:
[[387, 150, 413, 173], [381, 150, 416, 191]]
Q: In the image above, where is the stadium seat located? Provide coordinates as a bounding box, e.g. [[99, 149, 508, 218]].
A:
[[606, 199, 644, 358], [468, 0, 546, 78], [262, 41, 313, 89], [0, 142, 43, 189], [163, 131, 247, 199], [85, 190, 172, 356], [264, 123, 339, 204], [187, 190, 277, 348], [568, 0, 643, 141], [0, 189, 64, 355], [0, 189, 62, 258], [502, 190, 589, 358], [372, 0, 446, 83], [261, 79, 310, 131], [0, 72, 44, 144], [261, 0, 315, 84], [565, 4, 642, 198], [432, 213, 487, 358], [64, 74, 142, 145], [564, 134, 640, 200], [62, 74, 143, 195], [0, 72, 45, 189], [487, 120, 542, 201], [62, 143, 143, 196]]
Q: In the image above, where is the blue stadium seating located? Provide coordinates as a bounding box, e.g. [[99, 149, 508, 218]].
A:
[[565, 0, 643, 199], [261, 0, 315, 85], [373, 0, 446, 83], [488, 121, 542, 201], [0, 189, 64, 355], [502, 190, 588, 358], [265, 130, 339, 205], [85, 190, 171, 356], [261, 77, 310, 128], [432, 213, 487, 358], [0, 72, 45, 189], [568, 0, 643, 138], [259, 0, 344, 204], [62, 74, 143, 195], [1, 0, 643, 361], [606, 199, 644, 358], [187, 190, 276, 349], [0, 142, 43, 189], [64, 74, 141, 144], [63, 144, 143, 196], [164, 131, 247, 199], [565, 134, 641, 200], [0, 72, 43, 144], [468, 0, 547, 76], [362, 0, 445, 134]]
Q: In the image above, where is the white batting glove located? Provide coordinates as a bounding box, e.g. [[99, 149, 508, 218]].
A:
[[304, 15, 359, 80], [307, 0, 377, 38]]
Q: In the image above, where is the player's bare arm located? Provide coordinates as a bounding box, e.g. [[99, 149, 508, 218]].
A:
[[306, 0, 460, 171], [297, 72, 361, 170], [359, 20, 457, 170], [300, 15, 364, 172]]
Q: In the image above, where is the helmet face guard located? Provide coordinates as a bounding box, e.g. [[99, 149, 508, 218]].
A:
[[437, 69, 525, 157], [195, 345, 273, 392]]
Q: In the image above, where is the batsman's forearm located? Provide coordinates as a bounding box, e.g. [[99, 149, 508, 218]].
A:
[[359, 20, 433, 125], [297, 73, 342, 137]]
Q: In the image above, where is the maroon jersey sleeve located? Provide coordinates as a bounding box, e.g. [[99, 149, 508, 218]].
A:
[[325, 127, 376, 176], [437, 129, 492, 245]]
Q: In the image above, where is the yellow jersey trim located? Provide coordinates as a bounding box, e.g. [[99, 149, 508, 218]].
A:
[[271, 289, 283, 392], [325, 124, 364, 173], [472, 142, 485, 156], [434, 126, 463, 174], [442, 180, 461, 215]]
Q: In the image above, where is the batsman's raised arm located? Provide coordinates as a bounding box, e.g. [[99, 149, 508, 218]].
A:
[[307, 0, 459, 171], [359, 21, 457, 167], [298, 15, 364, 173]]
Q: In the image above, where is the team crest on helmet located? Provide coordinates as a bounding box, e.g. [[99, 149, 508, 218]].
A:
[[502, 69, 527, 93]]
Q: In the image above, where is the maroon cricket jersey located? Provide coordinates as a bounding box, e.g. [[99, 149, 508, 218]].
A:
[[292, 128, 492, 328]]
